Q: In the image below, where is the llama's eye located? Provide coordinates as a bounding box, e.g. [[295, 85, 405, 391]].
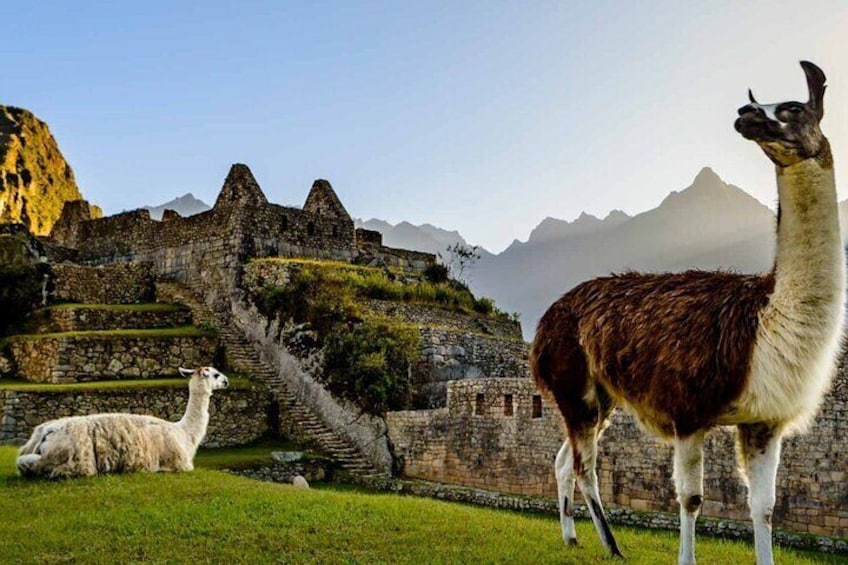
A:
[[787, 105, 803, 113]]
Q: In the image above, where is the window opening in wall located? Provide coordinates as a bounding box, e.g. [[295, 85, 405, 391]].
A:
[[281, 216, 288, 231], [532, 395, 542, 418], [504, 394, 514, 416], [332, 225, 339, 237], [307, 222, 315, 236], [475, 393, 485, 415]]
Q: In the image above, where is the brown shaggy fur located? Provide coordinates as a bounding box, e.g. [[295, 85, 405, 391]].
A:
[[531, 270, 775, 440]]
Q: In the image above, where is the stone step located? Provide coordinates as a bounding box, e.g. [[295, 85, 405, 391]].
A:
[[155, 281, 382, 476]]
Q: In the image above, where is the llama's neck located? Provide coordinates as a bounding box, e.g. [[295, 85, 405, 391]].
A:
[[771, 151, 845, 312], [178, 388, 211, 454]]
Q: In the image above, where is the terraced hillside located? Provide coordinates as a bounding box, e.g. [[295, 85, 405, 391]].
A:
[[0, 277, 269, 448]]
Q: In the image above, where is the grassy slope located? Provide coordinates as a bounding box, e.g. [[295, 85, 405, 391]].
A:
[[0, 448, 840, 565]]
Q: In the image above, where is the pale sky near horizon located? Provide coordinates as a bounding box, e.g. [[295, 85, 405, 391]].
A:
[[6, 1, 848, 252]]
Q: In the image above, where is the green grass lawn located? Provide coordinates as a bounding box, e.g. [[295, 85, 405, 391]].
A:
[[0, 447, 841, 564], [0, 376, 255, 393], [195, 438, 305, 469], [2, 325, 215, 342], [42, 303, 188, 312]]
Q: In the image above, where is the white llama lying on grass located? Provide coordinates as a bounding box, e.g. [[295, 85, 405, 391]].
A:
[[16, 366, 229, 478]]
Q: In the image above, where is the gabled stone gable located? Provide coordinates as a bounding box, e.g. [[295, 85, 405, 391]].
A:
[[213, 163, 268, 209], [303, 179, 351, 221]]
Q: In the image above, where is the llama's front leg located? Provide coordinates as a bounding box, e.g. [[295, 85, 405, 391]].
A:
[[555, 440, 578, 545], [673, 432, 705, 565], [573, 429, 623, 558], [739, 424, 782, 565]]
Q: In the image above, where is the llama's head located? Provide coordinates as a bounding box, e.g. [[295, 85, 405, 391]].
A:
[[735, 61, 828, 167], [179, 366, 230, 393]]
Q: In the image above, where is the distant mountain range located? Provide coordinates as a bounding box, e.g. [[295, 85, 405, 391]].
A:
[[354, 218, 488, 258], [356, 167, 848, 340], [148, 168, 848, 341], [142, 193, 210, 220], [473, 167, 782, 338]]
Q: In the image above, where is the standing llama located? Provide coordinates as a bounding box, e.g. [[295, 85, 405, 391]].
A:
[[531, 61, 843, 565], [16, 367, 229, 478]]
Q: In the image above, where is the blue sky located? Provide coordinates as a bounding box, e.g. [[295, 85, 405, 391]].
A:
[[6, 1, 848, 251]]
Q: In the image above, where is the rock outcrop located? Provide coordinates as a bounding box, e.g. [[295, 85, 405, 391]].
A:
[[0, 106, 100, 235]]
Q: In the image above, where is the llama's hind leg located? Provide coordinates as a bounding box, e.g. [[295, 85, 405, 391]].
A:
[[738, 424, 782, 565], [673, 431, 705, 565], [555, 440, 578, 545], [573, 424, 623, 558]]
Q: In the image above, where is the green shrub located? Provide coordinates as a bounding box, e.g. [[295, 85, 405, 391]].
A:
[[423, 263, 449, 284], [257, 266, 360, 338], [473, 296, 494, 315], [321, 321, 419, 415]]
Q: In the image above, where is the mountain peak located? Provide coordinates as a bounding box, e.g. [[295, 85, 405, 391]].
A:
[[142, 193, 211, 220], [575, 211, 600, 222], [605, 209, 630, 222], [691, 166, 725, 190]]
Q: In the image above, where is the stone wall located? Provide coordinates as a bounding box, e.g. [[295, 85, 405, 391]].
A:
[[387, 376, 848, 538], [31, 306, 192, 333], [414, 330, 530, 408], [0, 384, 270, 447], [372, 246, 435, 274], [51, 263, 155, 304], [6, 333, 218, 383], [389, 379, 558, 495]]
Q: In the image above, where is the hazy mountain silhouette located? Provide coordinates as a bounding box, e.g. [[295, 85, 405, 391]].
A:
[[470, 167, 786, 338], [527, 210, 631, 244], [142, 193, 211, 220], [355, 218, 490, 258]]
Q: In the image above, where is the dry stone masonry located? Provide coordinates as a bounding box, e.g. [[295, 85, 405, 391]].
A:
[[6, 333, 218, 383], [0, 383, 268, 447], [31, 305, 192, 333], [387, 374, 848, 539], [51, 263, 155, 304], [414, 330, 529, 407]]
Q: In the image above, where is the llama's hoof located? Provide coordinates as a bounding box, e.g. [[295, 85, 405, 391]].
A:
[[565, 538, 578, 546]]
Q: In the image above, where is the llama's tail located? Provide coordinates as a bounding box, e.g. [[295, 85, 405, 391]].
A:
[[529, 302, 596, 420], [530, 314, 561, 406]]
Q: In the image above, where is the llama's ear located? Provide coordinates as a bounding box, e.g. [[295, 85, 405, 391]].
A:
[[748, 88, 758, 104], [178, 367, 195, 377], [801, 60, 826, 120]]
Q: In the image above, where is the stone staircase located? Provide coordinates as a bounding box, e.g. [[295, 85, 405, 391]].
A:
[[155, 281, 383, 476]]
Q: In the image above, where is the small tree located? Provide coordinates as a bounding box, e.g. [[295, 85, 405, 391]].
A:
[[439, 243, 480, 286]]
